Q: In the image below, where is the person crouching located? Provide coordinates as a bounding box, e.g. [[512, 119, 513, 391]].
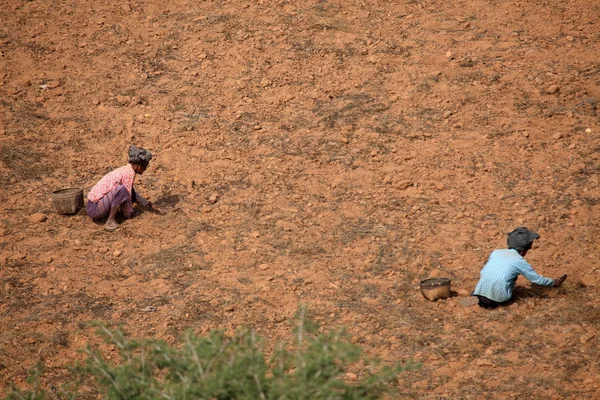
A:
[[465, 227, 567, 308], [86, 145, 161, 231]]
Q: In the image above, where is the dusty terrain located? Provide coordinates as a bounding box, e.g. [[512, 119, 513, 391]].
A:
[[1, 0, 599, 398]]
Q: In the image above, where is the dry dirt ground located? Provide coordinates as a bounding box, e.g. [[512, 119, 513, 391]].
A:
[[1, 0, 599, 398]]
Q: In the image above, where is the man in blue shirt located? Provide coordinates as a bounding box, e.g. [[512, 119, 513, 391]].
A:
[[461, 227, 567, 308]]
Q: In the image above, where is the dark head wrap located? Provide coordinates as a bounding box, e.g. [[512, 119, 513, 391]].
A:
[[128, 145, 152, 165], [507, 227, 540, 252]]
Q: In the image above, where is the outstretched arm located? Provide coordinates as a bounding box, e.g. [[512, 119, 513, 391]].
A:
[[132, 187, 150, 207], [518, 260, 555, 287], [132, 188, 166, 214]]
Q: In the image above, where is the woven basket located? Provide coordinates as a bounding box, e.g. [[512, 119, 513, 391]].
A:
[[420, 278, 451, 301], [51, 188, 84, 215]]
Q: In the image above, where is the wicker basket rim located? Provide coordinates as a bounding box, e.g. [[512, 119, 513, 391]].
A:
[[51, 188, 84, 198]]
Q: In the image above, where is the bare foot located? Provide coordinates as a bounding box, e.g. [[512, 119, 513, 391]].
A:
[[104, 220, 119, 232]]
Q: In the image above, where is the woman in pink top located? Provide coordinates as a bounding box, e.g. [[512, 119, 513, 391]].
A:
[[87, 145, 161, 231]]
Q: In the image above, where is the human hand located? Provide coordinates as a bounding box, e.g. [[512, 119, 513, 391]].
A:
[[148, 202, 166, 215], [554, 274, 567, 287], [122, 206, 135, 219]]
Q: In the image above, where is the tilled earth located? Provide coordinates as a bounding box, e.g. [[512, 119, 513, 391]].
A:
[[1, 0, 599, 398]]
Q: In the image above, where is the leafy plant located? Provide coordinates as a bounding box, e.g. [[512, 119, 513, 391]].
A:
[[3, 362, 46, 400], [3, 306, 419, 399]]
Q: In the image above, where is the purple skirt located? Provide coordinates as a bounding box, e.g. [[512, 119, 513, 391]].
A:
[[86, 185, 131, 220]]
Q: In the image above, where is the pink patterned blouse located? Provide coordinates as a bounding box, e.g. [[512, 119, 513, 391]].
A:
[[88, 164, 136, 211]]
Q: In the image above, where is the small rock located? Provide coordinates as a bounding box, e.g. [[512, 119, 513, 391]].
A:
[[396, 180, 412, 190], [443, 110, 453, 119], [382, 175, 393, 185], [522, 131, 529, 138], [113, 250, 122, 257], [116, 95, 131, 105], [412, 380, 428, 389], [46, 80, 60, 89], [270, 312, 285, 322], [366, 54, 379, 64], [585, 128, 592, 134], [11, 253, 27, 261], [580, 333, 595, 344], [553, 132, 563, 140], [7, 87, 20, 95], [583, 377, 595, 386], [122, 3, 131, 12], [566, 35, 574, 42], [250, 231, 260, 238], [578, 276, 595, 287], [475, 359, 493, 366], [225, 305, 235, 312], [435, 182, 445, 191], [41, 255, 53, 264], [208, 193, 219, 204], [457, 289, 470, 296], [201, 205, 212, 213], [29, 213, 47, 223], [344, 372, 358, 381], [275, 220, 296, 231], [259, 264, 269, 270], [128, 96, 142, 107], [547, 84, 559, 94], [445, 51, 454, 60]]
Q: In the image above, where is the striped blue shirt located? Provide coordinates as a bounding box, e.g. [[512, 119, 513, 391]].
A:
[[473, 249, 555, 303]]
